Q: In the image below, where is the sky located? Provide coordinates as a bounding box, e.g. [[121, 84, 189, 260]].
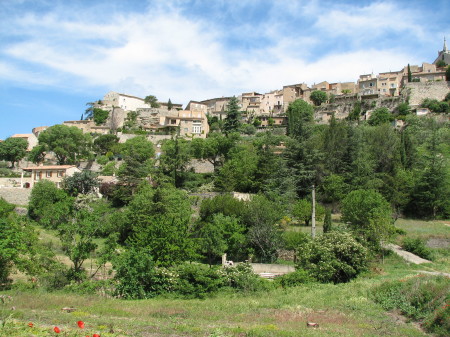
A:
[[1, 0, 449, 139]]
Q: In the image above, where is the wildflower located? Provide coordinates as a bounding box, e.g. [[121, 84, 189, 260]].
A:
[[54, 326, 61, 333], [93, 334, 100, 337], [28, 322, 33, 327], [77, 320, 85, 329]]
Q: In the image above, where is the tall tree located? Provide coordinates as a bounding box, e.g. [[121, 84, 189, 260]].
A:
[[158, 136, 191, 188], [167, 98, 173, 111], [0, 137, 28, 167], [286, 99, 314, 140], [310, 90, 328, 106], [223, 96, 241, 135], [38, 125, 92, 164]]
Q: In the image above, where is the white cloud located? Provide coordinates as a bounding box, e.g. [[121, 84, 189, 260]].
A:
[[0, 1, 434, 106]]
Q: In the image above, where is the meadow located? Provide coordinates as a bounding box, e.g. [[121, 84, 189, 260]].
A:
[[0, 219, 448, 337]]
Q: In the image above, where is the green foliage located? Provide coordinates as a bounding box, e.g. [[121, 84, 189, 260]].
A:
[[421, 98, 450, 113], [244, 195, 284, 263], [372, 275, 449, 336], [174, 264, 225, 298], [407, 64, 412, 82], [167, 98, 173, 110], [27, 144, 46, 164], [368, 107, 394, 126], [101, 161, 117, 176], [93, 107, 109, 125], [320, 174, 349, 204], [0, 198, 15, 218], [446, 65, 450, 81], [348, 101, 362, 120], [223, 96, 241, 135], [402, 237, 433, 260], [93, 134, 119, 155], [38, 125, 92, 164], [341, 189, 394, 248], [125, 183, 194, 266], [292, 199, 325, 226], [191, 132, 239, 170], [144, 95, 160, 108], [286, 99, 314, 140], [220, 262, 272, 292], [113, 247, 156, 299], [62, 170, 99, 196], [274, 270, 315, 288], [199, 194, 246, 222], [297, 231, 368, 283], [436, 59, 447, 67], [323, 208, 332, 233], [0, 137, 28, 167], [28, 180, 73, 229], [241, 123, 256, 135], [310, 90, 328, 106], [159, 137, 191, 187], [396, 102, 411, 117]]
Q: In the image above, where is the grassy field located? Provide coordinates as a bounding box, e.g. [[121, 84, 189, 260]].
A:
[[0, 219, 448, 337]]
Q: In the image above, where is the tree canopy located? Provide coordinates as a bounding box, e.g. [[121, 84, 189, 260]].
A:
[[0, 137, 28, 167], [310, 90, 328, 106]]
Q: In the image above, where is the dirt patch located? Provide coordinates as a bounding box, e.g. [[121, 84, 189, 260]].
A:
[[271, 308, 351, 326], [427, 237, 450, 248]]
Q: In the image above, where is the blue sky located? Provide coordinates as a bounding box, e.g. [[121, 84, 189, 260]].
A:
[[1, 0, 449, 139]]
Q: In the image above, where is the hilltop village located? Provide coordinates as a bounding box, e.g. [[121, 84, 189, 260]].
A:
[[1, 39, 450, 165], [0, 40, 449, 337]]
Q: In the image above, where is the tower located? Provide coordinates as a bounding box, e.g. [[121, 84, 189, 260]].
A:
[[433, 37, 450, 65]]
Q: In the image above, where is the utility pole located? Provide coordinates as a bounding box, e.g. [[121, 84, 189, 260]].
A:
[[311, 184, 316, 238]]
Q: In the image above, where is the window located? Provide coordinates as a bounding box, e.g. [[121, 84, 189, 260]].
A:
[[192, 122, 202, 134], [35, 171, 42, 180], [46, 171, 52, 178], [57, 171, 64, 177]]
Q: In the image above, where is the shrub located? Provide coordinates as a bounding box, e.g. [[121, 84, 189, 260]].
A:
[[372, 275, 449, 336], [274, 269, 314, 288], [174, 263, 225, 298], [402, 237, 433, 260], [220, 262, 272, 292], [96, 155, 109, 165], [297, 231, 368, 283]]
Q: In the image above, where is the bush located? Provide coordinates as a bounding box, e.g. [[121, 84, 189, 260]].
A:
[[274, 269, 314, 288], [372, 275, 449, 336], [174, 263, 225, 298], [402, 237, 433, 260], [96, 155, 109, 165], [297, 231, 368, 283], [220, 262, 272, 292]]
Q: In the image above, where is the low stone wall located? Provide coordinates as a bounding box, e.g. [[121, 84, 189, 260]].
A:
[[0, 188, 31, 206], [249, 263, 295, 275]]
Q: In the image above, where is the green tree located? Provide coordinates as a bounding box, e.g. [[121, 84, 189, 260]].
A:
[[446, 65, 450, 81], [396, 102, 411, 117], [408, 64, 412, 82], [286, 99, 314, 140], [58, 196, 110, 281], [144, 95, 160, 108], [93, 134, 119, 155], [320, 174, 349, 207], [223, 96, 241, 135], [190, 133, 238, 171], [244, 195, 284, 263], [159, 136, 191, 187], [341, 189, 394, 248], [93, 107, 109, 125], [27, 144, 47, 164], [297, 232, 367, 283], [125, 184, 195, 266], [38, 125, 92, 164], [323, 208, 332, 233], [199, 194, 246, 223], [0, 137, 28, 167], [435, 59, 447, 67], [62, 170, 100, 196], [28, 180, 73, 229], [310, 90, 328, 106], [348, 101, 362, 121], [292, 199, 325, 226], [167, 98, 173, 111], [368, 107, 394, 126]]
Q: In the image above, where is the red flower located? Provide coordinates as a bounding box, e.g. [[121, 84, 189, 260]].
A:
[[28, 322, 33, 327], [54, 326, 61, 333], [93, 334, 100, 337], [77, 320, 85, 329]]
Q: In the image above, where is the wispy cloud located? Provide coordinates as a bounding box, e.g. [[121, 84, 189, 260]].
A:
[[0, 0, 447, 105]]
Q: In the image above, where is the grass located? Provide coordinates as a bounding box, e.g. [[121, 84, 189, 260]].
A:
[[1, 218, 448, 336]]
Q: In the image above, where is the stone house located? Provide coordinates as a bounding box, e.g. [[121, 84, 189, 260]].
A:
[[23, 165, 81, 188]]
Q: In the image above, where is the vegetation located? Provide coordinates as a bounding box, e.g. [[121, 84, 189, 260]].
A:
[[0, 137, 28, 167], [310, 90, 328, 106]]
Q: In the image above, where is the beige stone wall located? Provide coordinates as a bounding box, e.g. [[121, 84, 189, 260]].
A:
[[406, 81, 450, 107], [0, 188, 31, 206]]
